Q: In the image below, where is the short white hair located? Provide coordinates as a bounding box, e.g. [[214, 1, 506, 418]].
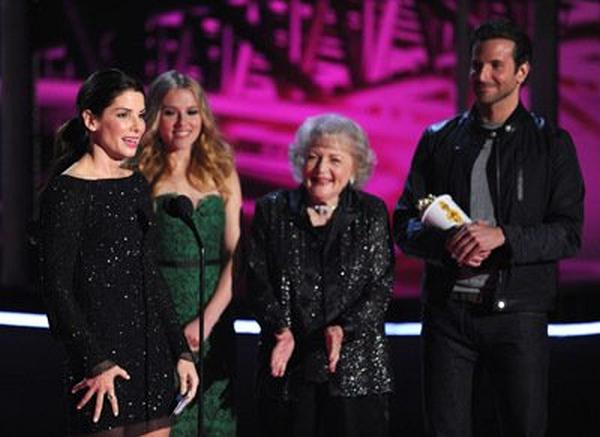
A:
[[288, 113, 376, 188]]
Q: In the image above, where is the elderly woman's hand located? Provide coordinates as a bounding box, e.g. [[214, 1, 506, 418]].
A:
[[325, 325, 344, 373], [270, 328, 295, 377]]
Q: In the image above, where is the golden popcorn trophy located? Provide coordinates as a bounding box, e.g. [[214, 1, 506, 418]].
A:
[[417, 194, 471, 230]]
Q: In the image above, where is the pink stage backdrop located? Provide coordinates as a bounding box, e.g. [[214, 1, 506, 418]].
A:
[[34, 1, 600, 297]]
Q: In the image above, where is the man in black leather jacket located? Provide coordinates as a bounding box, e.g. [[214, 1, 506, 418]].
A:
[[394, 19, 584, 437]]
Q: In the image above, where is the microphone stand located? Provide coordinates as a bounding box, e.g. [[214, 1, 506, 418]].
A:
[[185, 222, 205, 437], [171, 196, 205, 436]]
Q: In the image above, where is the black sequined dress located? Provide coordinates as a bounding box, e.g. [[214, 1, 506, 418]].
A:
[[40, 173, 189, 435]]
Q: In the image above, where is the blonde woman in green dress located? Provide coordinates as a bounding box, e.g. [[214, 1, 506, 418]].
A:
[[137, 70, 240, 437]]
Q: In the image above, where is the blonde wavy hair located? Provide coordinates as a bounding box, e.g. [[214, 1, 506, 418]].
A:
[[136, 70, 234, 197]]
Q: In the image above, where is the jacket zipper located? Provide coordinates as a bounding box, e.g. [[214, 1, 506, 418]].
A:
[[495, 136, 506, 303]]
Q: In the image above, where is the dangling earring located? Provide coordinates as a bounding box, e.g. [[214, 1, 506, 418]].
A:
[[349, 176, 355, 186]]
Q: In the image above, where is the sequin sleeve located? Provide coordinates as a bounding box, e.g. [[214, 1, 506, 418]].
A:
[[40, 178, 113, 375], [247, 196, 290, 332], [337, 199, 393, 339]]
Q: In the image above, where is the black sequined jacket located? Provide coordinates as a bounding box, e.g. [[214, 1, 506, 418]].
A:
[[248, 186, 394, 400]]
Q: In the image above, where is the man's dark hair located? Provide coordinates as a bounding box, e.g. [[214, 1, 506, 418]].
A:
[[470, 19, 532, 69]]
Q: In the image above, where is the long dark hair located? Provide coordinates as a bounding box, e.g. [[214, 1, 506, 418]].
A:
[[49, 69, 144, 178]]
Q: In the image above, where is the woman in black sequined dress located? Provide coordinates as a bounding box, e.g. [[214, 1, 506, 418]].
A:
[[247, 114, 394, 437], [39, 69, 198, 436]]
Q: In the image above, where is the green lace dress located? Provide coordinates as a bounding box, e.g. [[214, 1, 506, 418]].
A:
[[154, 194, 236, 437]]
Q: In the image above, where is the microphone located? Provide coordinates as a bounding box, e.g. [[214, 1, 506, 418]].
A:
[[167, 195, 194, 227]]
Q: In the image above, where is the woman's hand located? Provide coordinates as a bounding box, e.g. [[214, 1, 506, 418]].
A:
[[184, 312, 219, 351], [176, 358, 199, 400], [71, 365, 130, 423], [184, 317, 200, 352], [270, 328, 295, 377], [325, 325, 344, 373]]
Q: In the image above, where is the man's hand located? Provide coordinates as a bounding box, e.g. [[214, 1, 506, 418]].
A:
[[446, 220, 505, 267]]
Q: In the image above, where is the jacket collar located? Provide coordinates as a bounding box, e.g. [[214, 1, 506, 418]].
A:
[[288, 185, 360, 255], [288, 184, 359, 218], [464, 102, 529, 138]]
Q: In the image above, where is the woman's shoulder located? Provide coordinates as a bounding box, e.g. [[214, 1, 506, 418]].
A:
[[130, 171, 151, 188], [43, 172, 147, 203], [41, 174, 88, 203], [253, 189, 295, 219], [257, 189, 292, 207], [353, 190, 385, 208], [106, 171, 151, 197], [352, 189, 388, 212], [39, 175, 93, 224]]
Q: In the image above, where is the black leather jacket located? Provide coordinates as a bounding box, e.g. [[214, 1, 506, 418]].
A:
[[248, 186, 394, 400], [393, 103, 585, 312]]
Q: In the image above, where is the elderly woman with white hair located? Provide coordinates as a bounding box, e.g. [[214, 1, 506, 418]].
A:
[[247, 113, 394, 437]]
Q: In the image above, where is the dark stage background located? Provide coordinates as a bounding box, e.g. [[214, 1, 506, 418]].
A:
[[1, 1, 599, 435]]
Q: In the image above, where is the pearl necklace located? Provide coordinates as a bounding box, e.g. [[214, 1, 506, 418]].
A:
[[308, 204, 337, 216]]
